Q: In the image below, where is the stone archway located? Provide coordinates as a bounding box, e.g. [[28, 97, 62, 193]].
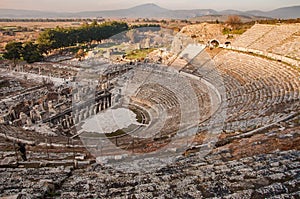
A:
[[209, 39, 220, 48]]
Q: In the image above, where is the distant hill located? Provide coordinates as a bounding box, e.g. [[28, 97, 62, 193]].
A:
[[61, 4, 218, 19], [219, 6, 300, 19], [77, 3, 169, 18], [0, 4, 300, 19], [266, 6, 300, 19], [0, 9, 66, 18], [190, 15, 271, 23]]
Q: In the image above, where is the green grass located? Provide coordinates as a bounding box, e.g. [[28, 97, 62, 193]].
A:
[[125, 48, 156, 60], [230, 29, 247, 35], [222, 27, 247, 35], [1, 26, 17, 30]]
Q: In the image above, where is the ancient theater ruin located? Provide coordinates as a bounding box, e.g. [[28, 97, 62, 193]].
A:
[[0, 21, 299, 198]]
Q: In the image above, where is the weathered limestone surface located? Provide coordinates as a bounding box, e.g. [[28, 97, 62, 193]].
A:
[[54, 150, 299, 198]]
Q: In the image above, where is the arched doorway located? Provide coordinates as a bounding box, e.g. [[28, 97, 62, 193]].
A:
[[209, 39, 220, 49]]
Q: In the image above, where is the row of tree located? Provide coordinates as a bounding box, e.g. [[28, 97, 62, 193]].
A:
[[37, 21, 129, 54], [3, 21, 130, 64], [3, 42, 43, 65]]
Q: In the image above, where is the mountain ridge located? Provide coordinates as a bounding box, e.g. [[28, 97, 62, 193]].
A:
[[0, 4, 299, 19]]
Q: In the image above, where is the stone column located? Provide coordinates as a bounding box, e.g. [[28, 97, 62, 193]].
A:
[[93, 104, 98, 115], [62, 119, 67, 129], [89, 105, 94, 117]]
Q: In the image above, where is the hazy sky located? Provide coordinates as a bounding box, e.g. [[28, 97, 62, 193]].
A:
[[0, 0, 299, 12]]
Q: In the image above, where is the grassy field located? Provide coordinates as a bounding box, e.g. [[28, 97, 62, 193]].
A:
[[125, 48, 156, 60]]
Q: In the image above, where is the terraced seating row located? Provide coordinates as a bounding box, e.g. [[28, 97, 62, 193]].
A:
[[94, 65, 217, 152], [169, 44, 205, 71], [186, 50, 300, 133], [26, 151, 77, 160], [134, 83, 182, 138], [232, 23, 300, 61], [0, 166, 72, 198], [1, 118, 298, 198], [136, 84, 179, 110], [82, 67, 190, 154], [271, 33, 300, 60], [248, 24, 300, 52], [134, 66, 216, 121], [189, 80, 212, 121], [56, 149, 300, 198], [0, 124, 82, 146], [232, 24, 275, 47]]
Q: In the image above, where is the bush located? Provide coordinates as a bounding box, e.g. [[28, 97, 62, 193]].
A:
[[226, 15, 242, 29]]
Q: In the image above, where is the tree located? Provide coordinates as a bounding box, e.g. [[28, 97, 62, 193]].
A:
[[22, 42, 43, 63], [3, 42, 23, 66], [36, 21, 129, 52], [90, 20, 98, 27], [37, 29, 55, 54], [226, 15, 242, 29], [37, 43, 51, 55]]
